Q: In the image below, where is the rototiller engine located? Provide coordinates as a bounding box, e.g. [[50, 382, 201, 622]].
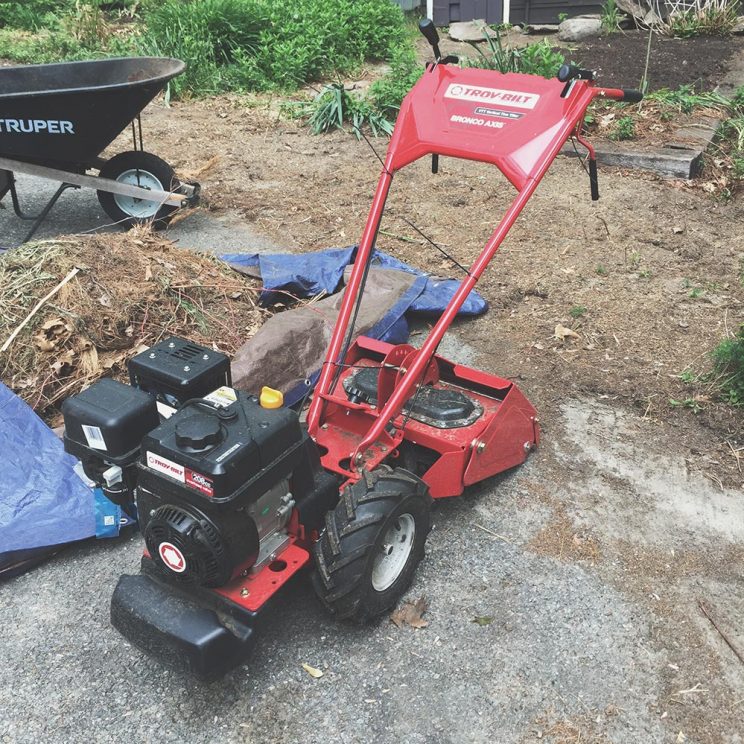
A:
[[62, 21, 642, 678]]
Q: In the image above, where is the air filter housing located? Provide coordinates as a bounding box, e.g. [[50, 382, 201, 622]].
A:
[[129, 336, 231, 405]]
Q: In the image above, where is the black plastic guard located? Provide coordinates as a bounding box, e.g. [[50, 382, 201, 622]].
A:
[[111, 573, 256, 680]]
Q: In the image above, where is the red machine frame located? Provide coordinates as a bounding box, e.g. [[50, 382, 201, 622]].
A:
[[306, 62, 627, 495]]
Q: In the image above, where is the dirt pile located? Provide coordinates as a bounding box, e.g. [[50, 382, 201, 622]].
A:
[[0, 230, 266, 423]]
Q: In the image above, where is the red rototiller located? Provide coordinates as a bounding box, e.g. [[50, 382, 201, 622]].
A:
[[61, 22, 642, 678]]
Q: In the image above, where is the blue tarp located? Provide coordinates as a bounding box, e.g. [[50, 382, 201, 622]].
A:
[[0, 382, 95, 556], [221, 246, 488, 316]]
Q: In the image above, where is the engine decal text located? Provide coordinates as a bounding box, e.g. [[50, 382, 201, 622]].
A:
[[474, 106, 524, 120], [450, 114, 504, 129], [146, 451, 185, 482], [185, 468, 214, 497], [444, 84, 540, 110]]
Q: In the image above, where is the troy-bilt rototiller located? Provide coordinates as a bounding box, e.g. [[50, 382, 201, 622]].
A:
[[61, 23, 642, 678]]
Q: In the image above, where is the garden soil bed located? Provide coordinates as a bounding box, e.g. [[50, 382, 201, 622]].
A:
[[571, 31, 742, 92]]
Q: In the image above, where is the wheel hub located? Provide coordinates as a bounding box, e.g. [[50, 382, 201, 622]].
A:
[[371, 513, 415, 592], [113, 168, 164, 219]]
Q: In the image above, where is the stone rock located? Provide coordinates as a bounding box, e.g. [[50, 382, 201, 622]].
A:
[[733, 16, 744, 34], [616, 0, 651, 22], [521, 23, 559, 34], [448, 20, 498, 42], [557, 18, 602, 41]]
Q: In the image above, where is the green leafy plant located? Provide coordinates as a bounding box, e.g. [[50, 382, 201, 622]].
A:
[[368, 44, 422, 120], [669, 397, 704, 413], [569, 305, 587, 319], [646, 84, 729, 114], [291, 83, 394, 137], [611, 116, 635, 140], [465, 26, 564, 78], [595, 264, 608, 276], [600, 0, 621, 33], [711, 325, 744, 405]]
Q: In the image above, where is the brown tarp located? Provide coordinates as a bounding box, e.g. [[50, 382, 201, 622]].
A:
[[231, 268, 418, 396]]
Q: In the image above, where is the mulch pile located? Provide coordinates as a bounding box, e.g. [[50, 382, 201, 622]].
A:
[[0, 229, 267, 424]]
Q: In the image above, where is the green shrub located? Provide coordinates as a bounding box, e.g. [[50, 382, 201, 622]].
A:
[[368, 44, 422, 120], [0, 1, 69, 31], [137, 0, 408, 96], [611, 115, 635, 140], [711, 325, 744, 405]]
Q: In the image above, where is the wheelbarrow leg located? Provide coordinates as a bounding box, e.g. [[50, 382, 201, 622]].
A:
[[9, 177, 79, 244]]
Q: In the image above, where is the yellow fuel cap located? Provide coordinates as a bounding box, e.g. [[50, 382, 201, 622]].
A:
[[259, 386, 283, 409]]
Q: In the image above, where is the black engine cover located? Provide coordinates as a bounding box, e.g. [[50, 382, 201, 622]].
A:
[[137, 390, 305, 509]]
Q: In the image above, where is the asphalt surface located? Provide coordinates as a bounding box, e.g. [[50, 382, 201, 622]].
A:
[[1, 172, 278, 254], [2, 195, 742, 743]]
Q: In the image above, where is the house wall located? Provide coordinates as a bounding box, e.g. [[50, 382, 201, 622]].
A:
[[510, 0, 603, 23], [432, 0, 504, 25], [431, 0, 602, 24]]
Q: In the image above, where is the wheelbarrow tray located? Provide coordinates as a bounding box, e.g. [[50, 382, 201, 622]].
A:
[[0, 57, 185, 167]]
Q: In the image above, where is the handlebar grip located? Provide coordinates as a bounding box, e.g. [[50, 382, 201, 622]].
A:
[[620, 89, 644, 103], [419, 18, 440, 47]]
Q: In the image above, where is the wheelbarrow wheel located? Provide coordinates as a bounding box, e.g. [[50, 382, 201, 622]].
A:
[[312, 466, 432, 623], [97, 151, 180, 229]]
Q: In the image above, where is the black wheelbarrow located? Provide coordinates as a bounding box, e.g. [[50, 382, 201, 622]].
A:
[[0, 57, 199, 244]]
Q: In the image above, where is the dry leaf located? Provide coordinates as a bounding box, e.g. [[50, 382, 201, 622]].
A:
[[555, 323, 580, 341], [51, 349, 75, 374], [144, 264, 153, 281], [78, 340, 99, 376], [301, 663, 324, 679], [34, 317, 73, 351], [390, 596, 429, 629]]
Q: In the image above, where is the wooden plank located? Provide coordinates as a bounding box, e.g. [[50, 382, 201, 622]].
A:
[[0, 157, 189, 207], [561, 142, 703, 179]]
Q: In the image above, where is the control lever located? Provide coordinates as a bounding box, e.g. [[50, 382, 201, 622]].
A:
[[588, 157, 599, 201], [557, 64, 596, 82]]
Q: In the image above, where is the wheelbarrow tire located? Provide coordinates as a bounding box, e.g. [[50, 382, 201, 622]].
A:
[[312, 466, 432, 624], [97, 151, 179, 229]]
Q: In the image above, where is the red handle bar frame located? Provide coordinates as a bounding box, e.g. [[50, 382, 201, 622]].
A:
[[307, 67, 630, 470]]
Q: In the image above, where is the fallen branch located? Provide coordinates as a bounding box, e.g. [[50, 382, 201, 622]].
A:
[[699, 600, 744, 666], [1, 267, 79, 353]]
